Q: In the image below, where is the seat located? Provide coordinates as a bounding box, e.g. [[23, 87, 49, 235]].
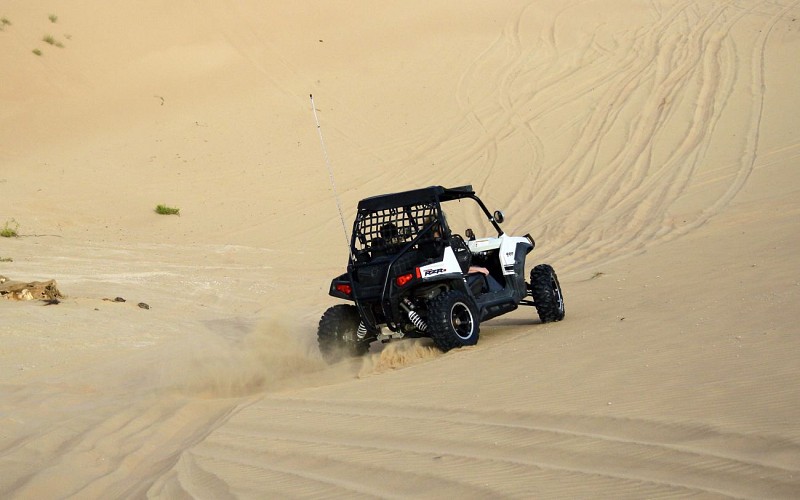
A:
[[449, 234, 472, 273]]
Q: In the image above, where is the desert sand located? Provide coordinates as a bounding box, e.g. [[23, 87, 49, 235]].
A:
[[2, 0, 799, 497]]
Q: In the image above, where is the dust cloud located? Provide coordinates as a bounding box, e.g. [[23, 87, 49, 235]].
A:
[[359, 338, 442, 377], [166, 316, 329, 398], [163, 318, 446, 397]]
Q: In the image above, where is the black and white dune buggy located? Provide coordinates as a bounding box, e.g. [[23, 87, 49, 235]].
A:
[[318, 185, 564, 362]]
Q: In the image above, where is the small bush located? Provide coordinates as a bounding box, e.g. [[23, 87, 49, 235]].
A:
[[1, 17, 11, 27], [155, 204, 180, 215], [41, 34, 64, 48], [49, 14, 58, 23], [1, 219, 19, 238], [32, 48, 42, 56], [0, 257, 12, 262]]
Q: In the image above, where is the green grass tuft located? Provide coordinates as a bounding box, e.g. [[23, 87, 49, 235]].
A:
[[49, 14, 58, 23], [0, 257, 13, 263], [1, 219, 19, 238], [41, 34, 64, 48], [32, 48, 42, 56], [1, 17, 11, 27], [155, 204, 180, 216]]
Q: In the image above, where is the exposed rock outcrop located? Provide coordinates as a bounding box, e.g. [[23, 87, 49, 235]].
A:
[[0, 275, 64, 301]]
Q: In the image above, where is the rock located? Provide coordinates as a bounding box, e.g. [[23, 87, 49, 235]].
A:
[[0, 277, 63, 301]]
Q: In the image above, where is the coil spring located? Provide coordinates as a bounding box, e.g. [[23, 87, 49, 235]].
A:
[[407, 309, 427, 332], [357, 321, 368, 339]]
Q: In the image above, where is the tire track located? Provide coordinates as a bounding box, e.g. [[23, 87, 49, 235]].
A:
[[535, 2, 744, 269], [593, 0, 795, 270], [2, 391, 240, 498], [0, 241, 296, 498], [162, 396, 800, 498], [430, 0, 797, 276], [516, 2, 734, 264]]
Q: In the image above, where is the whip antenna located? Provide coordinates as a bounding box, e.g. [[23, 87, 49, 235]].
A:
[[310, 94, 352, 256]]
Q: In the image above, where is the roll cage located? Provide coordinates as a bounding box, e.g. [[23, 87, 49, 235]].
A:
[[339, 185, 505, 333], [351, 185, 502, 259]]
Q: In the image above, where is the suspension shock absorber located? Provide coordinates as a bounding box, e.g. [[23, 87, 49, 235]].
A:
[[356, 321, 368, 340], [401, 298, 427, 332]]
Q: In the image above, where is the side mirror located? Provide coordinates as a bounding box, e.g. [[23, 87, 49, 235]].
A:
[[493, 210, 505, 224]]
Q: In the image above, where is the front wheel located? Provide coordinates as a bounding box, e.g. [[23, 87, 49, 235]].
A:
[[318, 304, 370, 363], [427, 290, 480, 353], [530, 264, 565, 323]]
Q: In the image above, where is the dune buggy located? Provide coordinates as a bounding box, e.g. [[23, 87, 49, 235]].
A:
[[318, 185, 564, 361]]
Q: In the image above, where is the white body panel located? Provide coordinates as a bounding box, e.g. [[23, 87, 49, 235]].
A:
[[418, 246, 463, 280], [468, 237, 502, 253], [498, 235, 530, 274], [469, 234, 530, 275]]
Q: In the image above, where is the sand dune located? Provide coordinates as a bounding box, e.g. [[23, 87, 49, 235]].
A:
[[2, 0, 799, 497]]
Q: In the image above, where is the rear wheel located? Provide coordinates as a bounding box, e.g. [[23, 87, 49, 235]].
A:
[[427, 290, 480, 352], [530, 264, 565, 322], [318, 305, 370, 363]]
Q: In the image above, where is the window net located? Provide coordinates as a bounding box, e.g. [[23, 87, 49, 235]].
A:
[[353, 203, 439, 255]]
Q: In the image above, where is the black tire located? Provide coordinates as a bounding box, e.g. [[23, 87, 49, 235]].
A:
[[427, 290, 480, 353], [530, 264, 565, 323], [318, 304, 370, 363]]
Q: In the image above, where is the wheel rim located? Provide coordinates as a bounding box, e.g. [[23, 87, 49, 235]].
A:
[[551, 276, 564, 314], [450, 302, 474, 340]]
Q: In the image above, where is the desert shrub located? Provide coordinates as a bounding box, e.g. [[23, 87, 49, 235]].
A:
[[155, 204, 180, 215], [1, 219, 19, 238], [41, 35, 64, 48]]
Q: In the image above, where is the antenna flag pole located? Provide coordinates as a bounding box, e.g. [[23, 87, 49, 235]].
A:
[[310, 94, 352, 257]]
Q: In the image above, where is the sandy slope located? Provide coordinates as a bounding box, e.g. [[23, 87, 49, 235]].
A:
[[1, 0, 799, 497]]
